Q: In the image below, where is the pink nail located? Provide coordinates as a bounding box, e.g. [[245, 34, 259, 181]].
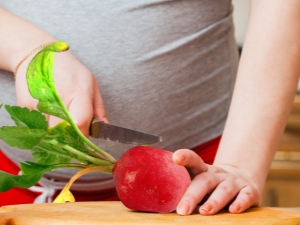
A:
[[177, 204, 190, 215], [174, 152, 186, 164], [231, 204, 240, 213], [200, 204, 212, 213]]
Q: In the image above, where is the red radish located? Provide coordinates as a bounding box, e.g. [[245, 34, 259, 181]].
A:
[[113, 146, 191, 213]]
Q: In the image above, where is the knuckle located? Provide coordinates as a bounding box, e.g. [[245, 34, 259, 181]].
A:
[[194, 173, 213, 186], [239, 186, 260, 204], [218, 183, 232, 195], [208, 166, 222, 174], [243, 189, 255, 200]]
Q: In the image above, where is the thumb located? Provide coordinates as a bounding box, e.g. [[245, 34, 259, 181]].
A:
[[68, 95, 94, 137], [173, 149, 208, 178]]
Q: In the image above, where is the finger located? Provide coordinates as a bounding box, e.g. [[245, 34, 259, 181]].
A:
[[173, 149, 208, 178], [93, 78, 108, 123], [68, 95, 94, 137], [176, 172, 218, 215], [229, 186, 260, 214], [199, 180, 240, 215]]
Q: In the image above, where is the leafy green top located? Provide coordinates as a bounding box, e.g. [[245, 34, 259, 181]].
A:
[[0, 42, 115, 195]]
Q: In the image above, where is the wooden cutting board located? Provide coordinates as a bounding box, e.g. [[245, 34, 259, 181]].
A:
[[0, 201, 300, 225]]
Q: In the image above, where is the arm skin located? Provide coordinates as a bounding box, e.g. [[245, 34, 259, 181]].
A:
[[174, 0, 300, 215], [0, 7, 108, 136]]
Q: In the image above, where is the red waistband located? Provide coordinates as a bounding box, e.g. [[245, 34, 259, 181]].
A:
[[192, 135, 221, 165]]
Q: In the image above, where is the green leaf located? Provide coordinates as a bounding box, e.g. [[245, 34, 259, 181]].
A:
[[0, 171, 42, 192], [0, 41, 116, 195], [49, 121, 87, 153], [0, 126, 46, 149], [0, 103, 3, 109], [5, 105, 48, 130], [20, 161, 56, 175], [0, 163, 55, 192], [26, 41, 70, 122], [26, 41, 115, 163], [32, 146, 71, 165], [44, 121, 90, 163], [32, 148, 58, 165]]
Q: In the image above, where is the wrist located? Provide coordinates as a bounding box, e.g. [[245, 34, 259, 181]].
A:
[[14, 41, 56, 77], [0, 5, 57, 73]]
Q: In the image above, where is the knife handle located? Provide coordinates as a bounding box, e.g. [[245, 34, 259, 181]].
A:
[[89, 116, 101, 138]]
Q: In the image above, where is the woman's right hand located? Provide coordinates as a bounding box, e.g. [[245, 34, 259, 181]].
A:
[[15, 50, 108, 137]]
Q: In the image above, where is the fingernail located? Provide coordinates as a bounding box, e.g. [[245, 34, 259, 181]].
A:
[[200, 204, 212, 213], [177, 203, 190, 215], [174, 152, 186, 163], [230, 204, 240, 213]]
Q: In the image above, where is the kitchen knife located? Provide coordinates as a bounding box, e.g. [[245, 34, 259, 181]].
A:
[[89, 117, 164, 145]]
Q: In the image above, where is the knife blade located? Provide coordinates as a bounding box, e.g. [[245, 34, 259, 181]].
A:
[[89, 117, 164, 145]]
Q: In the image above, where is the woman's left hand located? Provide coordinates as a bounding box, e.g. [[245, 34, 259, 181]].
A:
[[173, 149, 261, 215]]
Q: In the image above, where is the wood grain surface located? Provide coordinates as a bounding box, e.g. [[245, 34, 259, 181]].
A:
[[0, 201, 300, 225]]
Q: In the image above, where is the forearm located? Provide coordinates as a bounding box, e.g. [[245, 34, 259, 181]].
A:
[[0, 7, 56, 72], [214, 0, 300, 191]]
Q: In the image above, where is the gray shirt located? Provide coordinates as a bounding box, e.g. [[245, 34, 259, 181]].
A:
[[0, 0, 239, 191]]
